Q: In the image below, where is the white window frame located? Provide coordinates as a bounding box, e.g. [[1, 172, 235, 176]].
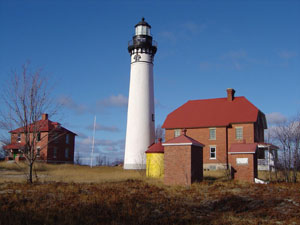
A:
[[174, 129, 180, 138], [235, 127, 243, 140], [65, 148, 69, 158], [210, 146, 216, 159], [209, 128, 216, 140], [36, 146, 41, 157]]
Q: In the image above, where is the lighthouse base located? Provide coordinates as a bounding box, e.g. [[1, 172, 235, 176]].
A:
[[123, 163, 146, 170]]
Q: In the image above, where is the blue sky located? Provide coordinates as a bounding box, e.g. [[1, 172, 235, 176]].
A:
[[0, 0, 299, 164]]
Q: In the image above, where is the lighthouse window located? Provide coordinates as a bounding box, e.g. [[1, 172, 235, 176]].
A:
[[135, 26, 150, 36]]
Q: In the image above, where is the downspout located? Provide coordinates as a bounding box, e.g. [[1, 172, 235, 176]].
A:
[[226, 126, 229, 169]]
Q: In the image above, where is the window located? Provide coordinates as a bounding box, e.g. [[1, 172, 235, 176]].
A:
[[17, 133, 21, 143], [174, 129, 180, 138], [66, 134, 69, 144], [210, 146, 216, 159], [209, 128, 216, 140], [236, 127, 243, 140], [37, 133, 41, 142], [53, 147, 57, 159], [36, 147, 41, 157], [152, 114, 155, 122], [65, 148, 69, 158]]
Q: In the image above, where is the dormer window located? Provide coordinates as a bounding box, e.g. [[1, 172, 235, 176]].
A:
[[17, 133, 21, 143]]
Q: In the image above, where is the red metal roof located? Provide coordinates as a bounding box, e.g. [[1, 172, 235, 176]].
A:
[[229, 143, 258, 154], [162, 96, 263, 129], [3, 143, 25, 150], [163, 134, 204, 147], [10, 119, 76, 135], [145, 139, 164, 153]]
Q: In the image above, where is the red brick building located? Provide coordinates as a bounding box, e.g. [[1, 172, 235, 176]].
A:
[[163, 130, 204, 186], [162, 89, 275, 171], [4, 114, 76, 163], [228, 143, 258, 183]]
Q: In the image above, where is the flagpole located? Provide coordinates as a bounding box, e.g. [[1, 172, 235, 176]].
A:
[[90, 116, 96, 168]]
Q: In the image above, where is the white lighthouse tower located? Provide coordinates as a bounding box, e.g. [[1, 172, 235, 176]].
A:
[[124, 18, 157, 169]]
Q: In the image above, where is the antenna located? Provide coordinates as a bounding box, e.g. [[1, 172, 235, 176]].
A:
[[90, 116, 96, 168]]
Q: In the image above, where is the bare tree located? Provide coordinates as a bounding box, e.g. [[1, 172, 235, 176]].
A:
[[96, 155, 108, 166], [74, 151, 82, 165], [0, 62, 58, 183], [273, 115, 300, 183], [155, 124, 165, 142], [111, 158, 123, 166]]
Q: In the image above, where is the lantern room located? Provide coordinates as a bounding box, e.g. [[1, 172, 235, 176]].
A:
[[135, 17, 151, 36]]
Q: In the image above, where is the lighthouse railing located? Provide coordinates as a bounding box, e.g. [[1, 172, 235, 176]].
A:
[[128, 40, 158, 48]]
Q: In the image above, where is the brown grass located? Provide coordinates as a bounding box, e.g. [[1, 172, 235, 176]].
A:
[[0, 162, 300, 225], [0, 162, 143, 183]]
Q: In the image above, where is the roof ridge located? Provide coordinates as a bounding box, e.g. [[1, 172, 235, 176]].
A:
[[189, 96, 245, 102]]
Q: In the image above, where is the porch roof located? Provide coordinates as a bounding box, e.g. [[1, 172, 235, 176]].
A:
[[257, 142, 279, 150], [3, 143, 25, 150], [229, 143, 258, 154]]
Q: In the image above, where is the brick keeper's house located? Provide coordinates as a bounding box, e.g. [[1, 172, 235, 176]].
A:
[[162, 89, 278, 171], [4, 114, 76, 163]]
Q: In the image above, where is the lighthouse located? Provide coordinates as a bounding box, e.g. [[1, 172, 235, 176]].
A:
[[124, 18, 157, 169]]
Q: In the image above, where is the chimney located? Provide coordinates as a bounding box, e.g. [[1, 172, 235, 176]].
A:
[[42, 113, 48, 120], [227, 88, 235, 101]]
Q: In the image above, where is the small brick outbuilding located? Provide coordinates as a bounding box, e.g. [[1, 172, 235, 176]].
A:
[[229, 143, 258, 183], [163, 130, 204, 186]]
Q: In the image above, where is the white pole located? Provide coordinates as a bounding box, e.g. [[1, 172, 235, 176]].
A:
[[90, 116, 96, 168]]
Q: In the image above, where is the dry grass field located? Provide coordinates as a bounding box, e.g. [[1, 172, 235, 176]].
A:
[[0, 161, 300, 225], [0, 161, 142, 183]]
